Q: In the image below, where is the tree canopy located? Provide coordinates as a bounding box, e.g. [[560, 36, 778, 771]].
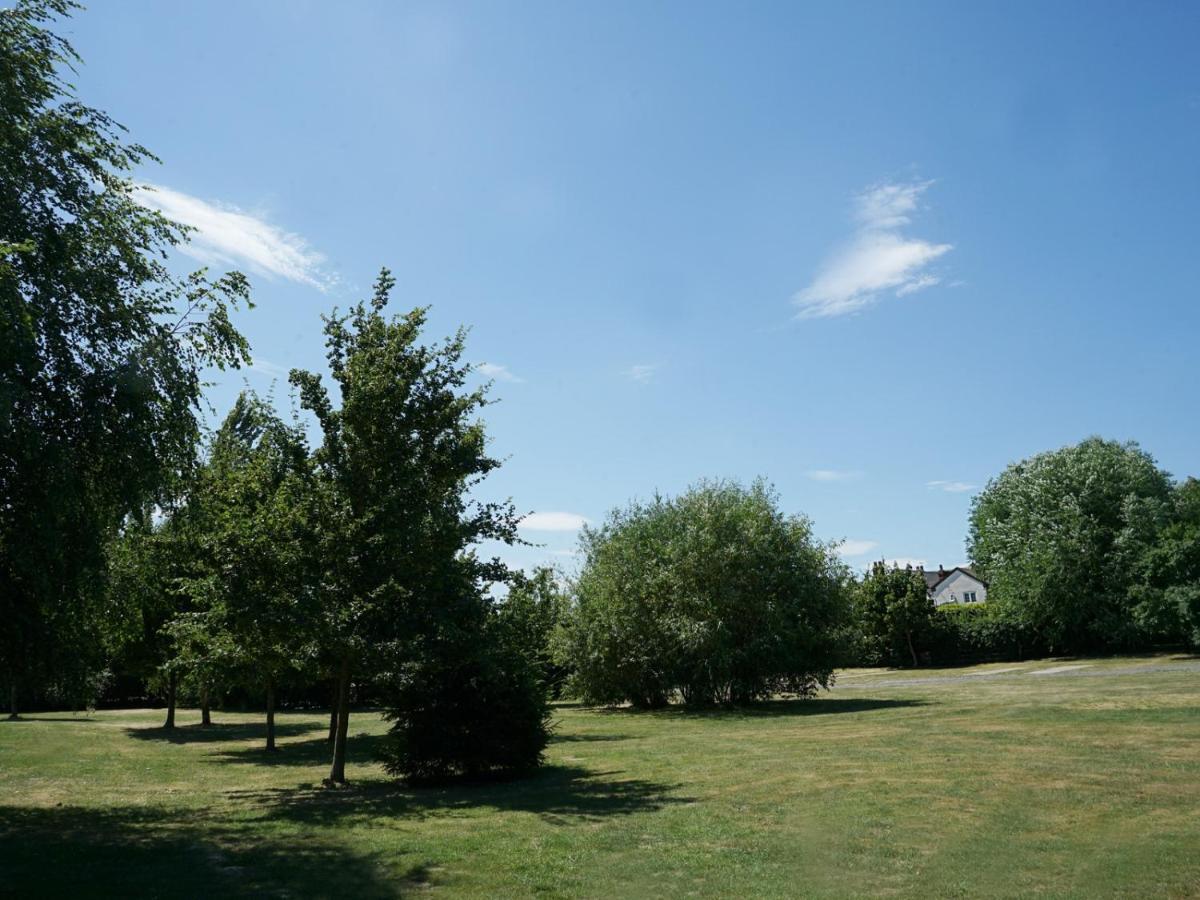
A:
[[968, 437, 1173, 652], [290, 270, 542, 782], [562, 479, 848, 707], [1, 0, 250, 715], [854, 563, 936, 667]]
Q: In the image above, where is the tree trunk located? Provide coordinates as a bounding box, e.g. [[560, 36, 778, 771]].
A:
[[265, 679, 277, 752], [327, 676, 339, 744], [327, 658, 352, 784], [7, 683, 17, 720], [200, 684, 212, 727], [163, 671, 178, 730], [906, 630, 919, 668]]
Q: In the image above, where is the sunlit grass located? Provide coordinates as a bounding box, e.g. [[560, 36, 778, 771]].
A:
[[2, 654, 1198, 897]]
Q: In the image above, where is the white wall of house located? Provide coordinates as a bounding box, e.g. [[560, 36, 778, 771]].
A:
[[931, 570, 988, 606]]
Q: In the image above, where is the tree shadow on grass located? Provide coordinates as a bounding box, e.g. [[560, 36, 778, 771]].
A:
[[228, 764, 691, 827], [548, 731, 634, 743], [124, 721, 317, 745], [591, 696, 931, 719], [0, 804, 423, 898], [215, 731, 384, 766]]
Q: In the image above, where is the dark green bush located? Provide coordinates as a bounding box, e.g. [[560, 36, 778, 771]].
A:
[[379, 623, 551, 783], [926, 605, 1049, 664]]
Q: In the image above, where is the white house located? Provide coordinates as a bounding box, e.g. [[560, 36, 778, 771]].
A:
[[922, 565, 988, 606]]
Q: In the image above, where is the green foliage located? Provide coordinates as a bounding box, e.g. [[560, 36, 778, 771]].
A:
[[497, 567, 571, 699], [175, 393, 318, 713], [853, 563, 936, 667], [1132, 477, 1200, 648], [562, 479, 848, 707], [926, 604, 1049, 664], [0, 0, 250, 710], [104, 515, 189, 689], [380, 615, 552, 783], [291, 270, 540, 780], [968, 437, 1173, 653]]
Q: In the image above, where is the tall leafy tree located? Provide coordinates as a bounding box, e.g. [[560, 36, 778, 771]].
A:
[[968, 437, 1173, 652], [290, 270, 525, 783], [179, 393, 316, 751], [0, 0, 251, 716]]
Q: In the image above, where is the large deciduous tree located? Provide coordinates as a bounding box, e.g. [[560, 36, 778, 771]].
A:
[[291, 270, 541, 783], [968, 437, 1173, 653], [0, 0, 250, 716], [1132, 477, 1200, 648], [562, 479, 848, 708]]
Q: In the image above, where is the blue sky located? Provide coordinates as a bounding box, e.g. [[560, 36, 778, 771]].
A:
[[65, 1, 1200, 572]]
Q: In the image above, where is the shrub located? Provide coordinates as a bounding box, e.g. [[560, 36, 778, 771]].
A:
[[927, 604, 1049, 664], [560, 479, 848, 707], [379, 619, 551, 783]]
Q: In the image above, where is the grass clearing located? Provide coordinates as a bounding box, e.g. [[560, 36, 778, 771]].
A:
[[2, 654, 1199, 898]]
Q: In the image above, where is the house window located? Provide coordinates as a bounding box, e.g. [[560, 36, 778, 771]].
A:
[[964, 591, 977, 602]]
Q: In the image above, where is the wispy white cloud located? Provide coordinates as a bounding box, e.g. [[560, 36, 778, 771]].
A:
[[625, 364, 658, 384], [927, 480, 976, 493], [806, 469, 862, 482], [248, 356, 291, 380], [519, 511, 590, 532], [133, 183, 335, 291], [476, 362, 524, 383], [793, 180, 952, 319], [838, 539, 879, 558]]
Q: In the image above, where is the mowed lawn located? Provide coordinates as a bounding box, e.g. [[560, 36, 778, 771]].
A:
[[2, 656, 1198, 899]]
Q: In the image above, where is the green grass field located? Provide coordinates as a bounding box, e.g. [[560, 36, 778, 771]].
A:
[[2, 655, 1198, 898]]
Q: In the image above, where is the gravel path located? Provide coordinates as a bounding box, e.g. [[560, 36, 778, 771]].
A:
[[830, 660, 1200, 689]]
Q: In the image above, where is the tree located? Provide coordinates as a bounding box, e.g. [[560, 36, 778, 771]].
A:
[[1132, 477, 1200, 648], [179, 393, 317, 751], [0, 0, 251, 716], [968, 438, 1173, 653], [854, 563, 936, 667], [103, 512, 196, 728], [562, 479, 848, 708], [497, 567, 570, 699], [290, 270, 537, 783]]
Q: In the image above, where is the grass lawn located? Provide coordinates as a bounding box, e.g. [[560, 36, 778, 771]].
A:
[[2, 654, 1198, 898]]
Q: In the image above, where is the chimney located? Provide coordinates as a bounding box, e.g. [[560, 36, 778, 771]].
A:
[[938, 564, 946, 576]]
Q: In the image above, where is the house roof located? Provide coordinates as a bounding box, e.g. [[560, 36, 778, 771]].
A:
[[924, 566, 987, 592]]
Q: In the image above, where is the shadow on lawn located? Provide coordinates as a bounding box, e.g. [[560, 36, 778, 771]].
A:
[[124, 721, 316, 745], [229, 764, 690, 826], [548, 731, 633, 743], [216, 731, 383, 766], [594, 696, 931, 719], [0, 804, 424, 898]]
